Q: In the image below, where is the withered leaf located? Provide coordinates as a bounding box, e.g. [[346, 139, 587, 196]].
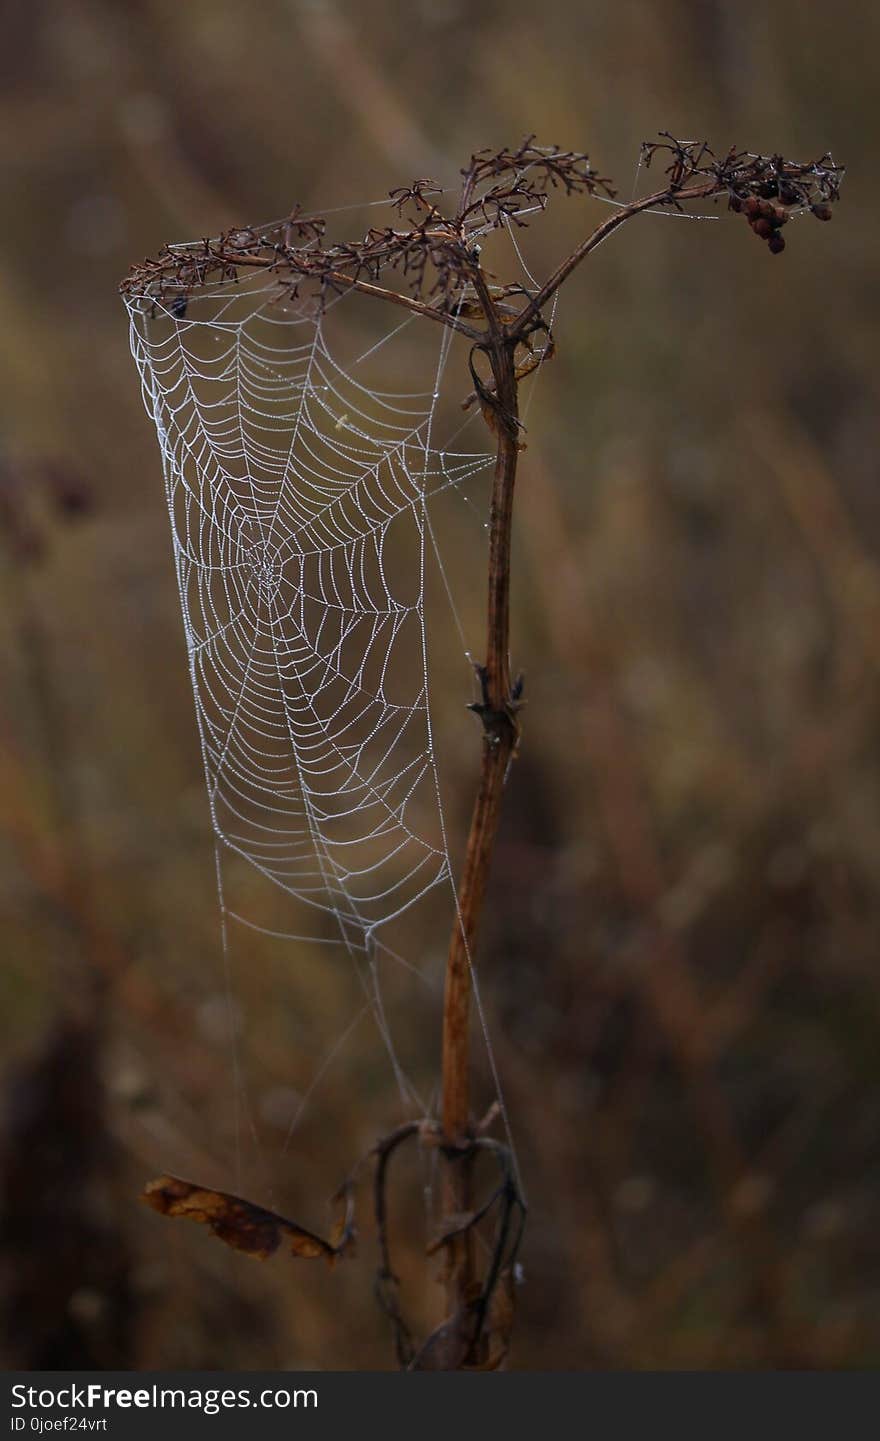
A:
[[141, 1174, 354, 1266], [411, 1269, 517, 1371], [410, 1312, 472, 1372]]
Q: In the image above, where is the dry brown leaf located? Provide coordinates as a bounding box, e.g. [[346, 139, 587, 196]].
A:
[[410, 1313, 472, 1371], [141, 1174, 354, 1266]]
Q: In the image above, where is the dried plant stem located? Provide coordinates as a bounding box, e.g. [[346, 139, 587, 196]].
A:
[[441, 322, 521, 1337]]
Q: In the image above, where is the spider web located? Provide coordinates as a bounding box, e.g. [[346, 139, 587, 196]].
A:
[[133, 305, 481, 925], [124, 237, 524, 1171]]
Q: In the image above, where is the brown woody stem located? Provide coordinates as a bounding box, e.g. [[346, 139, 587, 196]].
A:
[[441, 315, 521, 1341]]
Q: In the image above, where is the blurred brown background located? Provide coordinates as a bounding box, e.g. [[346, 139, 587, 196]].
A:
[[1, 0, 878, 1371]]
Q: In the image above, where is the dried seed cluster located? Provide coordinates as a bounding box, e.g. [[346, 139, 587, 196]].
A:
[[119, 134, 844, 313], [729, 181, 835, 255], [731, 193, 791, 254], [642, 134, 843, 257]]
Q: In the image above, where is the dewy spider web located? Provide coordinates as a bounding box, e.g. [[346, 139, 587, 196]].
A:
[[124, 234, 532, 1181]]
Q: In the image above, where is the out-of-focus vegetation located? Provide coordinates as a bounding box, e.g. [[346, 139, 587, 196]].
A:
[[1, 0, 878, 1370]]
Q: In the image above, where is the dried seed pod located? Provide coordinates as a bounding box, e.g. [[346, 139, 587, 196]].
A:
[[753, 217, 775, 240], [743, 195, 762, 220], [767, 233, 786, 254], [811, 202, 834, 222], [756, 198, 786, 223]]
